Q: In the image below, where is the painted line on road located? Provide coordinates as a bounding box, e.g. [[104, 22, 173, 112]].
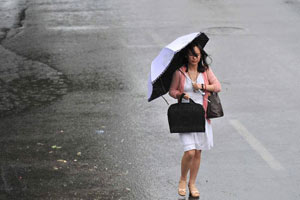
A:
[[229, 119, 284, 171], [46, 25, 110, 31]]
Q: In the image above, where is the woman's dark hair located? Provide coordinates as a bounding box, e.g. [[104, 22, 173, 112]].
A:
[[183, 42, 211, 73]]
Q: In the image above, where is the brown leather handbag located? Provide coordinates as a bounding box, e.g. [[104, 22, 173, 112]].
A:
[[206, 92, 224, 119]]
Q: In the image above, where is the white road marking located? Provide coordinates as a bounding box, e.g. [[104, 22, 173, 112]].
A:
[[46, 25, 110, 31], [229, 119, 284, 171]]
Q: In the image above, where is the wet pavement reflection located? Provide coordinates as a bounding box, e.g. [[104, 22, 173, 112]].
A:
[[1, 0, 300, 199]]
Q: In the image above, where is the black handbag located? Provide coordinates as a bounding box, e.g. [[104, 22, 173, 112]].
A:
[[207, 92, 224, 119], [167, 94, 205, 133]]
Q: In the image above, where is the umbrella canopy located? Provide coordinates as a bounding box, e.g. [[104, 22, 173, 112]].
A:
[[148, 32, 209, 102]]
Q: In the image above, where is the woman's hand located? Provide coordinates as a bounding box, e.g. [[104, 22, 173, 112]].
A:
[[192, 82, 199, 90], [183, 93, 190, 100], [192, 82, 203, 90]]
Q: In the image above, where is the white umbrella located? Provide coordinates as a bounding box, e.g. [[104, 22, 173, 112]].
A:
[[148, 32, 209, 102]]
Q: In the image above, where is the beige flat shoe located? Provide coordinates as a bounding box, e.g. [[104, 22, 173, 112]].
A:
[[178, 179, 187, 196], [188, 184, 200, 198]]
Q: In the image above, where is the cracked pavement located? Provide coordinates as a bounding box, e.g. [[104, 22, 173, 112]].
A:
[[0, 0, 69, 118]]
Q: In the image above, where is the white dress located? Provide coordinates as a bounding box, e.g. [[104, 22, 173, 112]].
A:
[[179, 72, 213, 152]]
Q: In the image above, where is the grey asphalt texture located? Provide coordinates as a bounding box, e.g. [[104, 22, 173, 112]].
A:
[[1, 0, 300, 199]]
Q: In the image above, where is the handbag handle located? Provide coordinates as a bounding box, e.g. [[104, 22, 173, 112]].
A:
[[179, 93, 196, 104], [179, 93, 185, 102]]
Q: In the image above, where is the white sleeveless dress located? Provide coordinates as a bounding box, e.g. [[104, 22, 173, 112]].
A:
[[179, 72, 213, 152]]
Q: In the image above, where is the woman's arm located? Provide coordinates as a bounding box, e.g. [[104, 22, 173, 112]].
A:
[[193, 68, 221, 92], [205, 68, 221, 92], [169, 70, 182, 99]]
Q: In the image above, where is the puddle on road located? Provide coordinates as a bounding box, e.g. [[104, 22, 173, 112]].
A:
[[0, 74, 69, 118], [0, 164, 66, 199]]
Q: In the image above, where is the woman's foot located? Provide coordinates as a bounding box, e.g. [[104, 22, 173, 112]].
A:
[[178, 178, 187, 196], [188, 183, 200, 198]]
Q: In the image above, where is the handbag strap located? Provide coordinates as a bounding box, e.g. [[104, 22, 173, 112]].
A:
[[179, 93, 186, 103], [179, 93, 196, 104]]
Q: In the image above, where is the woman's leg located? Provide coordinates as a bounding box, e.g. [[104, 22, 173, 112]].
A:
[[179, 150, 196, 195], [180, 149, 196, 181], [189, 150, 202, 185]]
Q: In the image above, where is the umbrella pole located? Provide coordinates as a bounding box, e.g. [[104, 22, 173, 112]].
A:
[[160, 78, 169, 105], [161, 95, 169, 105]]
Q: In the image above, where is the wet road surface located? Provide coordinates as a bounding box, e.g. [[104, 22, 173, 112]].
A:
[[1, 0, 300, 199]]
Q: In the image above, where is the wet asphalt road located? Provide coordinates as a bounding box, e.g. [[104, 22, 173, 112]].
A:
[[1, 0, 300, 199]]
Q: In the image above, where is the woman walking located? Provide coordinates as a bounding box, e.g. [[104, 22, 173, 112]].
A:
[[169, 40, 221, 198]]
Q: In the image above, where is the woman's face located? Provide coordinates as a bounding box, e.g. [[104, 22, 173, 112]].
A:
[[187, 46, 201, 65]]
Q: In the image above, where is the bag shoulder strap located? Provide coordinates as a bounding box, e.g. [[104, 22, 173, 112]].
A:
[[178, 68, 187, 78]]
